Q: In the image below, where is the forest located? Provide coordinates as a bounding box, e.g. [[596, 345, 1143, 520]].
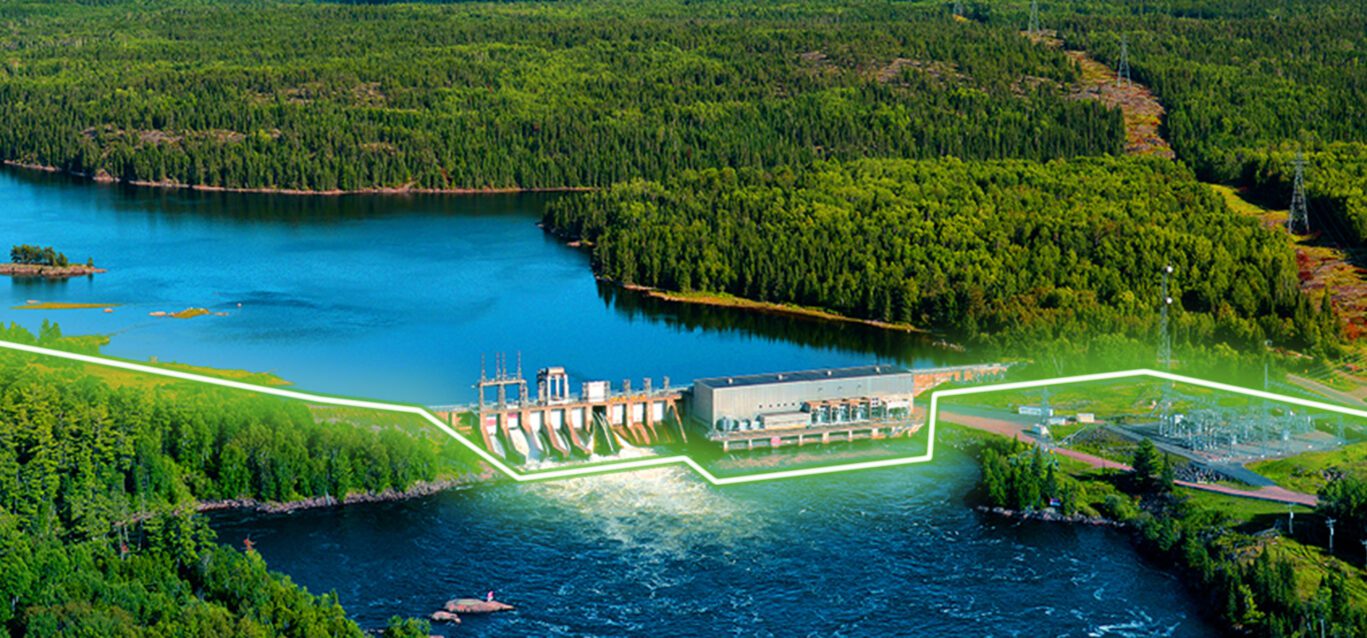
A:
[[0, 0, 1120, 192], [975, 435, 1367, 637], [0, 323, 458, 636], [1019, 0, 1367, 242], [546, 156, 1339, 350]]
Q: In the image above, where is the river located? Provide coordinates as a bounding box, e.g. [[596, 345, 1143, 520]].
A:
[[211, 451, 1216, 637], [2, 166, 1218, 636]]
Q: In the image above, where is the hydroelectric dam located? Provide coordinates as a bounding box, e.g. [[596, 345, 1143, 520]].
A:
[[430, 354, 1008, 465]]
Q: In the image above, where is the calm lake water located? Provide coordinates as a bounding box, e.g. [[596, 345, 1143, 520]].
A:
[[1, 167, 949, 404], [3, 167, 1218, 636]]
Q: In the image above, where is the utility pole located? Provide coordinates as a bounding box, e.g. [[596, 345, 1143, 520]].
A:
[[1040, 387, 1052, 439], [1117, 36, 1132, 87], [1288, 151, 1310, 234], [1028, 0, 1041, 36], [1327, 517, 1336, 554]]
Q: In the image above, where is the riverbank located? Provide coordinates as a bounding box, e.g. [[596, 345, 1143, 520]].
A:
[[954, 419, 1367, 636], [975, 504, 1124, 528], [3, 160, 594, 197], [1, 262, 105, 278], [197, 472, 496, 515]]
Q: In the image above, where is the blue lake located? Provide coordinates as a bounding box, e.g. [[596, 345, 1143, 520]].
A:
[[1, 167, 950, 404]]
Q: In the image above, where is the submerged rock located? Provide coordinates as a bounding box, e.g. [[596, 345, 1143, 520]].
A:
[[428, 610, 461, 624]]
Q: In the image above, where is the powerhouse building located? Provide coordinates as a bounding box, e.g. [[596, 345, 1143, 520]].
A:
[[691, 365, 915, 433]]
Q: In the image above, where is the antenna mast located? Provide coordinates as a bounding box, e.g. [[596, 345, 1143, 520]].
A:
[[1287, 151, 1310, 234], [1028, 0, 1041, 36]]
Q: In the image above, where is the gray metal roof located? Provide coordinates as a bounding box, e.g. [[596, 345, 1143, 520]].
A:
[[694, 365, 911, 390]]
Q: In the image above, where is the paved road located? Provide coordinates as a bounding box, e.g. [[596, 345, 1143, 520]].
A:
[[941, 408, 1318, 507]]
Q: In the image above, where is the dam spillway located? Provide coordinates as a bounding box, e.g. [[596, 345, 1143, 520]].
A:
[[432, 357, 1007, 466]]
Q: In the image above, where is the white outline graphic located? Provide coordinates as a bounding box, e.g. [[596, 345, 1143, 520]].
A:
[[2, 340, 1364, 486]]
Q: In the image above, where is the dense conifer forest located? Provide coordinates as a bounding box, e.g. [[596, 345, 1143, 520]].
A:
[[547, 156, 1339, 350], [543, 0, 1365, 345], [0, 0, 1120, 191], [1028, 0, 1367, 241], [0, 324, 458, 636]]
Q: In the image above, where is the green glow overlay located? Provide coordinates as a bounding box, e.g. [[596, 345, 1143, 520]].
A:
[[3, 339, 1365, 486]]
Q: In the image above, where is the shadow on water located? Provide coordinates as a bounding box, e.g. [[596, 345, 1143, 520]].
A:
[[596, 282, 965, 368], [4, 166, 567, 226]]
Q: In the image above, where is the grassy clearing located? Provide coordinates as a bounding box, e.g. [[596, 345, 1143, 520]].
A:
[[152, 361, 291, 387], [1178, 487, 1311, 525], [1208, 183, 1285, 219], [1262, 538, 1367, 604], [1249, 441, 1367, 494], [960, 381, 1160, 417]]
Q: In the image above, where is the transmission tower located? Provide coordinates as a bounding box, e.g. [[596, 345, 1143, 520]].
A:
[[1287, 151, 1310, 234], [953, 0, 965, 17], [1116, 36, 1132, 87], [1028, 0, 1041, 35]]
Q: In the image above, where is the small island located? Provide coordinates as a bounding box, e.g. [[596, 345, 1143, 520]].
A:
[[2, 244, 104, 278]]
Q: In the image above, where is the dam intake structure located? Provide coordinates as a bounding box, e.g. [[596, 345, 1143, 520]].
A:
[[433, 355, 1008, 466], [433, 354, 687, 466]]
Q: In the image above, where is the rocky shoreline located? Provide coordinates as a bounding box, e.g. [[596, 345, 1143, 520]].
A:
[[198, 473, 494, 515], [0, 262, 106, 279], [975, 504, 1125, 528]]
